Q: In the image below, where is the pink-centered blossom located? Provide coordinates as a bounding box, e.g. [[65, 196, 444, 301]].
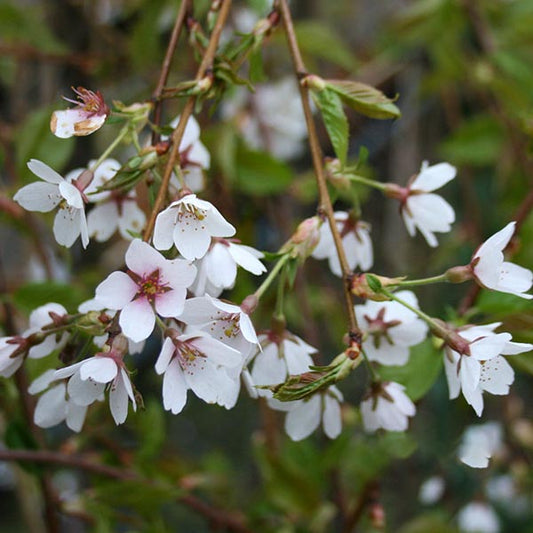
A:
[[155, 330, 242, 414], [471, 222, 532, 299], [360, 381, 416, 432], [50, 87, 109, 138], [14, 160, 89, 248], [312, 212, 373, 277], [387, 162, 456, 247], [153, 194, 235, 260], [94, 239, 196, 342], [355, 291, 428, 366]]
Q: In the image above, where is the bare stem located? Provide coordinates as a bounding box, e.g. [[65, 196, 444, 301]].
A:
[[143, 0, 233, 242], [277, 0, 361, 341], [151, 0, 192, 146]]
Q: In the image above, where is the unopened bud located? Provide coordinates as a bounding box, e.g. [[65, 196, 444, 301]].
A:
[[241, 294, 258, 315], [302, 74, 327, 91], [283, 216, 322, 260], [351, 273, 403, 301], [445, 265, 473, 283], [383, 182, 407, 201]]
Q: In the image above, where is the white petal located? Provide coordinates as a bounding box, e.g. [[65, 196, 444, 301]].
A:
[[228, 243, 266, 276], [444, 351, 461, 399], [88, 203, 118, 242], [285, 396, 321, 441], [125, 239, 166, 275], [322, 394, 342, 439], [153, 207, 177, 251], [205, 206, 236, 238], [34, 384, 67, 428], [206, 245, 237, 288], [14, 182, 61, 212], [184, 358, 234, 405], [283, 339, 314, 374], [411, 162, 456, 192], [155, 287, 187, 318], [68, 372, 106, 406], [475, 222, 515, 260], [120, 298, 155, 342], [117, 201, 146, 239], [187, 140, 210, 169], [80, 357, 118, 383], [498, 262, 533, 299], [251, 344, 287, 393], [28, 369, 57, 395], [53, 206, 83, 247], [109, 373, 129, 424], [469, 333, 510, 361], [155, 337, 175, 375], [480, 356, 514, 395], [162, 359, 188, 414], [95, 271, 138, 310], [27, 159, 64, 184], [59, 181, 84, 209], [191, 334, 242, 367], [174, 220, 212, 260], [462, 382, 484, 416], [66, 402, 88, 432]]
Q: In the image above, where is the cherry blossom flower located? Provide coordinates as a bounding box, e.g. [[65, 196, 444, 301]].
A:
[[443, 323, 532, 416], [50, 87, 109, 138], [386, 161, 456, 247], [51, 338, 136, 425], [25, 302, 69, 359], [355, 291, 428, 366], [179, 295, 259, 356], [153, 194, 235, 260], [458, 422, 503, 469], [0, 337, 25, 378], [361, 381, 416, 432], [14, 159, 89, 248], [250, 331, 315, 397], [67, 159, 146, 242], [222, 78, 308, 160], [94, 239, 196, 342], [312, 212, 373, 277], [155, 330, 242, 414], [29, 370, 90, 432], [470, 222, 532, 299], [190, 239, 266, 297], [457, 502, 500, 533], [418, 476, 445, 505], [269, 386, 343, 441]]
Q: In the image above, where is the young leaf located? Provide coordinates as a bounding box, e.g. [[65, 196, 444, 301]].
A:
[[326, 79, 401, 120], [310, 88, 349, 165]]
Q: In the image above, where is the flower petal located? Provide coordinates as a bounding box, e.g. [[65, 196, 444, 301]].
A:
[[80, 357, 118, 383], [120, 298, 155, 342], [162, 359, 188, 414], [285, 396, 321, 441], [95, 271, 138, 310], [27, 159, 64, 184], [14, 182, 61, 212], [411, 162, 456, 192]]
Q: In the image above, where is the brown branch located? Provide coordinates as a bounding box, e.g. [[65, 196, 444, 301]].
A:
[[277, 0, 361, 342], [143, 0, 233, 242], [342, 480, 378, 533], [150, 0, 192, 146]]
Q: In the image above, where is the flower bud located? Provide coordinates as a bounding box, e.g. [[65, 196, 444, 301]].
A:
[[350, 273, 403, 301], [445, 265, 473, 283], [283, 216, 322, 260]]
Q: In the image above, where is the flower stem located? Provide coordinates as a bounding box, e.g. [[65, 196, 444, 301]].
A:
[[254, 254, 290, 301], [90, 124, 130, 172], [274, 265, 287, 321], [278, 0, 361, 342], [143, 0, 233, 242], [395, 273, 449, 288], [345, 173, 387, 191]]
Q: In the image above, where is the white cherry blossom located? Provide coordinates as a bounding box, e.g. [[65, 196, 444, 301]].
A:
[[355, 291, 428, 366], [269, 386, 343, 441], [471, 222, 532, 299], [389, 161, 456, 247], [361, 381, 415, 432], [50, 87, 109, 138], [250, 331, 315, 397], [153, 194, 235, 260], [155, 330, 242, 414], [458, 422, 503, 469], [0, 337, 25, 378], [14, 159, 89, 248], [443, 323, 531, 416], [312, 212, 373, 277], [94, 239, 196, 342], [25, 303, 69, 359], [190, 239, 266, 297], [457, 502, 500, 533]]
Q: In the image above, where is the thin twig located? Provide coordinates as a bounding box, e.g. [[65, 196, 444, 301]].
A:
[[143, 0, 233, 241], [277, 0, 361, 342], [150, 0, 192, 146]]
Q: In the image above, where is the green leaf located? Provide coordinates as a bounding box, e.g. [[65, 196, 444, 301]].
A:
[[475, 289, 532, 317], [366, 274, 383, 293], [326, 79, 401, 120], [379, 339, 443, 400], [16, 107, 75, 178], [311, 88, 349, 165], [12, 282, 87, 314], [294, 21, 357, 71], [249, 47, 266, 83], [234, 144, 294, 196]]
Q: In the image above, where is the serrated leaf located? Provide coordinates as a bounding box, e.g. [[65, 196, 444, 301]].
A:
[[13, 282, 87, 314], [379, 339, 443, 401], [234, 144, 293, 196], [311, 88, 349, 165], [326, 79, 401, 120]]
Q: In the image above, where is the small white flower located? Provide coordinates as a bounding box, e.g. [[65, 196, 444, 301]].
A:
[[0, 337, 25, 378], [50, 87, 109, 138], [155, 331, 242, 414], [458, 422, 503, 469], [153, 194, 235, 260], [94, 239, 196, 342], [25, 303, 69, 359], [250, 332, 315, 397], [457, 502, 500, 533], [14, 159, 89, 248], [312, 212, 373, 277], [269, 386, 343, 441], [471, 222, 532, 299], [355, 291, 428, 366], [179, 295, 259, 356], [77, 159, 146, 241], [361, 381, 415, 432], [443, 323, 531, 416], [394, 161, 456, 247], [418, 476, 445, 505], [190, 239, 266, 297]]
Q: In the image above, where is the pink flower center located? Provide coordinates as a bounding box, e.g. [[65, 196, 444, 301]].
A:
[[131, 269, 170, 304], [364, 308, 401, 349]]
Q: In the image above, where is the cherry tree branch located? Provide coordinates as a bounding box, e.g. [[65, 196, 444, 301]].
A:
[[143, 0, 233, 242], [150, 0, 192, 146], [277, 0, 361, 343]]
